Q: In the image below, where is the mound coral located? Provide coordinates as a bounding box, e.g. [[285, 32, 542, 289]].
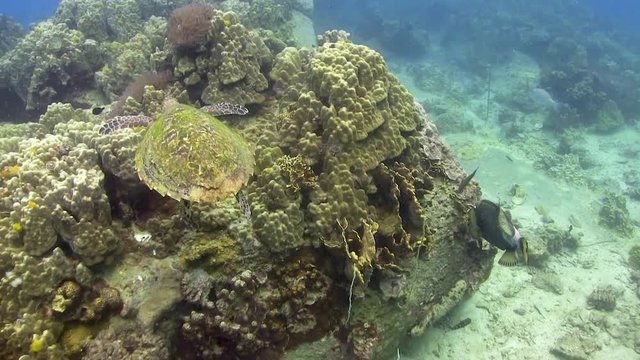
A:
[[0, 21, 104, 112], [172, 10, 272, 105]]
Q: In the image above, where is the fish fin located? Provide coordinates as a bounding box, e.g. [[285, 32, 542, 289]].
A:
[[497, 210, 514, 237], [469, 208, 481, 239], [498, 251, 518, 266], [520, 238, 529, 265]]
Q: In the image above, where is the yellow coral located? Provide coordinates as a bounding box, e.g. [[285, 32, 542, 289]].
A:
[[0, 165, 20, 180], [61, 324, 94, 355], [27, 200, 38, 209], [11, 222, 22, 232], [30, 334, 44, 353]]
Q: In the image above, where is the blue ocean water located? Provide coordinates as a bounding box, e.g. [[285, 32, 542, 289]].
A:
[[0, 0, 60, 28], [585, 0, 640, 31]]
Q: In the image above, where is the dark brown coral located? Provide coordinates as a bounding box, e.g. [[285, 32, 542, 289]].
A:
[[166, 4, 214, 48]]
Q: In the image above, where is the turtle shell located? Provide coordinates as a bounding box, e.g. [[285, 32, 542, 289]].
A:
[[135, 104, 254, 203]]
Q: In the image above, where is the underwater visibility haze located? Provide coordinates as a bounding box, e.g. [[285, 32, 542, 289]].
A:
[[0, 0, 640, 359]]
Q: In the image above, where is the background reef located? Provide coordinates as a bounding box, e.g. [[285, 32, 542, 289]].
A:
[[0, 1, 495, 359]]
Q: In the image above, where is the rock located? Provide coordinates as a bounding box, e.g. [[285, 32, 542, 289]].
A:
[[550, 332, 600, 360]]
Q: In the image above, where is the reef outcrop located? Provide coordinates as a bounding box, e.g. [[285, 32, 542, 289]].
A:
[[0, 6, 494, 359]]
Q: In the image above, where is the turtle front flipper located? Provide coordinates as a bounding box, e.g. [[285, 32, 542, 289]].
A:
[[201, 102, 249, 116], [99, 115, 154, 134]]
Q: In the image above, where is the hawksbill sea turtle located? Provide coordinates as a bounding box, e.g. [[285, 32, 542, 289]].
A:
[[99, 101, 254, 204]]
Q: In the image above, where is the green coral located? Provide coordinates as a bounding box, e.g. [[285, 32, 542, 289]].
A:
[[179, 232, 241, 271], [247, 149, 309, 251], [0, 247, 93, 359], [38, 102, 91, 133], [0, 114, 123, 265], [527, 223, 582, 267]]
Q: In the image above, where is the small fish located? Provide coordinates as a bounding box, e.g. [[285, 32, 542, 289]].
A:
[[92, 106, 105, 115], [470, 199, 528, 266], [457, 166, 478, 193], [449, 317, 472, 330]]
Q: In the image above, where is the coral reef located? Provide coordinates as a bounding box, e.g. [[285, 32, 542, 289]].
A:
[[597, 192, 634, 237], [0, 102, 129, 358], [551, 331, 602, 360], [54, 0, 145, 42], [0, 14, 23, 56], [173, 10, 272, 105], [593, 99, 625, 133], [246, 0, 295, 43], [541, 224, 581, 253], [0, 248, 92, 359], [0, 119, 123, 264], [534, 151, 590, 187], [94, 19, 170, 104], [0, 21, 104, 112], [82, 320, 170, 359], [0, 8, 495, 358]]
